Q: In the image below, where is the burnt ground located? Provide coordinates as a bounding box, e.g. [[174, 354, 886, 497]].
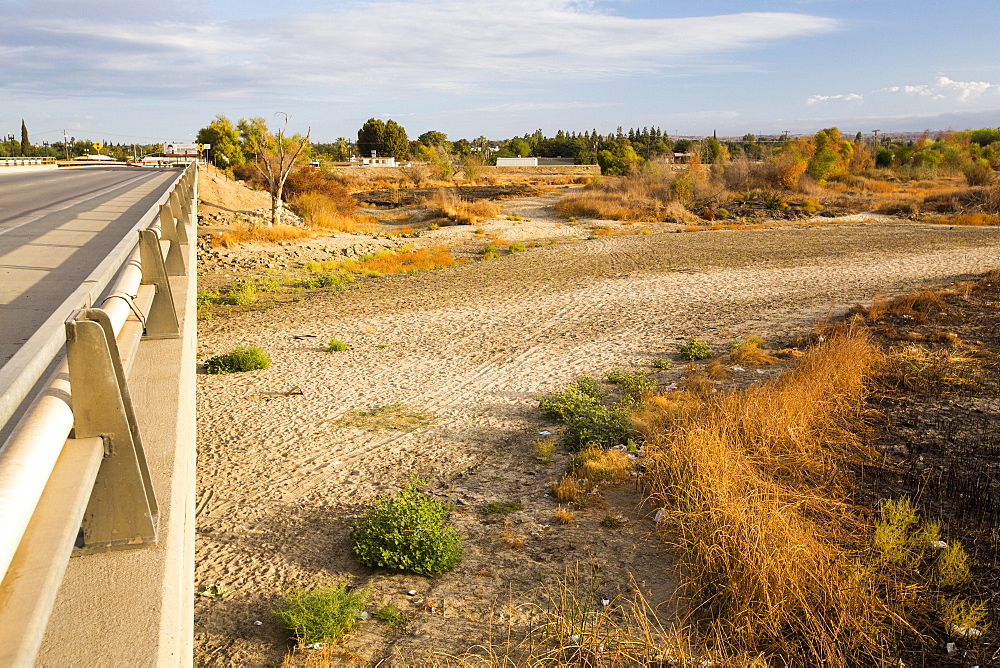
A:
[[856, 275, 1000, 666]]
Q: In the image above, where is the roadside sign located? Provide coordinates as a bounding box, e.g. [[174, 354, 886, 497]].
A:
[[163, 142, 208, 156]]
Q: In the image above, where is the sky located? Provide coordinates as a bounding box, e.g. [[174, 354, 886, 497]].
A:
[[2, 0, 998, 145]]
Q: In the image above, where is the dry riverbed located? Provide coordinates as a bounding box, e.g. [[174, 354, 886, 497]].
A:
[[194, 188, 1000, 665]]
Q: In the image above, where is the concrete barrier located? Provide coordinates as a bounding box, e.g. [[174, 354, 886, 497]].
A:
[[0, 165, 198, 666]]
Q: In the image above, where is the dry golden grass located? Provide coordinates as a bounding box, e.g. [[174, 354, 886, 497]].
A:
[[502, 519, 525, 550], [428, 189, 501, 225], [304, 246, 456, 277], [929, 212, 1000, 226], [210, 221, 312, 247], [553, 505, 575, 525], [571, 446, 634, 484], [550, 475, 581, 503], [729, 337, 779, 366], [639, 329, 894, 664]]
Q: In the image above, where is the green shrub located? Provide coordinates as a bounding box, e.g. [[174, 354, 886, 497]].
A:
[[350, 481, 463, 575], [273, 582, 368, 645], [204, 345, 271, 374], [509, 241, 526, 252], [605, 368, 657, 404], [677, 338, 713, 360], [325, 337, 348, 352], [964, 159, 994, 186], [652, 357, 671, 370], [537, 380, 631, 451]]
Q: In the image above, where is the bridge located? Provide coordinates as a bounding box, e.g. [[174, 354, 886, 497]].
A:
[[0, 161, 197, 665]]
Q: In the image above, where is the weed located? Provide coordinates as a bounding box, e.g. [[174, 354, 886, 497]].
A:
[[196, 289, 221, 308], [374, 603, 409, 628], [198, 583, 234, 598], [324, 337, 348, 352], [677, 338, 713, 361], [651, 357, 671, 370], [551, 475, 581, 503], [935, 542, 971, 588], [272, 582, 368, 645], [571, 445, 635, 484], [509, 241, 526, 252], [941, 596, 990, 638], [226, 281, 259, 306], [204, 345, 271, 374], [554, 505, 575, 525], [600, 513, 626, 528], [479, 501, 523, 516], [350, 480, 463, 575], [532, 437, 556, 463], [502, 519, 525, 550]]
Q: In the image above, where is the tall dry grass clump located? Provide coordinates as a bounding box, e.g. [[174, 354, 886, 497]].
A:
[[210, 221, 312, 247], [429, 189, 501, 225], [555, 170, 703, 223], [290, 191, 377, 233], [638, 329, 892, 664]]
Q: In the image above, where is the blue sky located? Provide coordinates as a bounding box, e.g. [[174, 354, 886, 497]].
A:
[[2, 0, 998, 144]]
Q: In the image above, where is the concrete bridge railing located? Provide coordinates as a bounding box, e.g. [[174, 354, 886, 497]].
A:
[[0, 163, 198, 665]]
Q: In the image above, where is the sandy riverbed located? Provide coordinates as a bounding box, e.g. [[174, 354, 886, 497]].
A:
[[194, 191, 1000, 665]]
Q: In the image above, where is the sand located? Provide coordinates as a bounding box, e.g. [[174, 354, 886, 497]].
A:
[[194, 187, 1000, 665]]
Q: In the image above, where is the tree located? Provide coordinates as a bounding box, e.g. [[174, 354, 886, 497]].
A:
[[357, 118, 409, 161], [417, 130, 448, 148], [197, 115, 245, 167], [20, 120, 30, 157], [244, 113, 311, 226]]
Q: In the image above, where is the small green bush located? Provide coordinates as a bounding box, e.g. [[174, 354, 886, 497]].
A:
[[537, 380, 630, 451], [375, 603, 409, 628], [605, 368, 657, 404], [652, 357, 671, 369], [196, 289, 221, 308], [509, 241, 526, 252], [325, 337, 348, 352], [204, 345, 271, 374], [936, 542, 971, 588], [677, 338, 713, 361], [351, 481, 463, 575], [226, 281, 259, 305], [479, 501, 523, 516], [273, 582, 368, 645]]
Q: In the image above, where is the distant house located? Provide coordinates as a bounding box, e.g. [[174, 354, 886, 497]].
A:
[[362, 156, 396, 167], [672, 152, 696, 164], [496, 157, 538, 167]]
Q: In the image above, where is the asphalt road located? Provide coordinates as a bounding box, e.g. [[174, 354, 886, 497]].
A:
[[0, 166, 180, 367]]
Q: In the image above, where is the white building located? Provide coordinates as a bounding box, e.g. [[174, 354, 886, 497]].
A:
[[496, 157, 538, 167]]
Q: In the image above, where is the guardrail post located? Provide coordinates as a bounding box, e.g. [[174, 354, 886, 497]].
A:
[[137, 229, 181, 338], [158, 204, 186, 275], [65, 309, 158, 555], [169, 191, 190, 244]]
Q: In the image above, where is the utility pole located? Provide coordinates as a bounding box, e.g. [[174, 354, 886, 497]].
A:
[[872, 129, 880, 146], [62, 129, 70, 160]]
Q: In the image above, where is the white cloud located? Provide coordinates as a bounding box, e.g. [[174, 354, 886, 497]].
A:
[[0, 1, 840, 100], [807, 93, 863, 105], [877, 76, 999, 103]]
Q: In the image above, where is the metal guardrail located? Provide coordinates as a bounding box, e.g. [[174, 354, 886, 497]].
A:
[[0, 163, 197, 664], [0, 157, 57, 166]]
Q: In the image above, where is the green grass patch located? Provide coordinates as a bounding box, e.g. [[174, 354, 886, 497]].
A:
[[204, 345, 271, 374], [479, 501, 524, 516], [327, 403, 436, 433]]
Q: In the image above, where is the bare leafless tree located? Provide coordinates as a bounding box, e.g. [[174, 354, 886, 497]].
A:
[[246, 113, 311, 226]]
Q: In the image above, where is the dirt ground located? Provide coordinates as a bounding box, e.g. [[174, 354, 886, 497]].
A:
[[193, 173, 1000, 666]]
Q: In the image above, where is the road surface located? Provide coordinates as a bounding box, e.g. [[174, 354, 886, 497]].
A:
[[0, 166, 180, 367]]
